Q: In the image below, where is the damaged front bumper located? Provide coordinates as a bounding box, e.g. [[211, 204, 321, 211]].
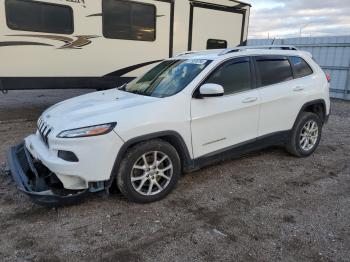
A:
[[7, 142, 89, 206]]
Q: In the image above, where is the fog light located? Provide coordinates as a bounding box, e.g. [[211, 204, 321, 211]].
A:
[[58, 150, 79, 162]]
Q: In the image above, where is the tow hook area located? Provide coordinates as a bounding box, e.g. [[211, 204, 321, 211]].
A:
[[89, 181, 106, 193], [7, 142, 89, 206]]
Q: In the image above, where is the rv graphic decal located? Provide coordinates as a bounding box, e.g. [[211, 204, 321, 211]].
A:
[[2, 35, 99, 49], [59, 0, 86, 8], [0, 41, 53, 47], [105, 60, 164, 77], [86, 13, 102, 17], [86, 13, 165, 18]]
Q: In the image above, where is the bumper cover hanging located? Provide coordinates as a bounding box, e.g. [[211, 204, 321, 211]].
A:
[[7, 142, 88, 206]]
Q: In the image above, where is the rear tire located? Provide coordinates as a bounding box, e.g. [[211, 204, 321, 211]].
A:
[[117, 139, 181, 203], [286, 112, 322, 157]]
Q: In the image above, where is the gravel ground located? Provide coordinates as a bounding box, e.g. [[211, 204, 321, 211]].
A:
[[0, 90, 349, 262]]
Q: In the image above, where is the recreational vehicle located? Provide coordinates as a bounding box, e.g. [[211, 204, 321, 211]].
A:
[[0, 0, 250, 91]]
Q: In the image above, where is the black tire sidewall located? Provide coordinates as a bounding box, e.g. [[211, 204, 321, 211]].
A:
[[293, 113, 322, 157], [117, 140, 181, 203]]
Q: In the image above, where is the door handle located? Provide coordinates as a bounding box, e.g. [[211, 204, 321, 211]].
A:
[[242, 97, 258, 103], [293, 86, 305, 92]]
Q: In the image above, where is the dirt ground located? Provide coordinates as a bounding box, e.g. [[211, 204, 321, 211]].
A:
[[0, 90, 349, 262]]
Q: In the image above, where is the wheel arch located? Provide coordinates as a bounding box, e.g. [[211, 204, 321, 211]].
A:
[[106, 131, 193, 189], [294, 99, 327, 127]]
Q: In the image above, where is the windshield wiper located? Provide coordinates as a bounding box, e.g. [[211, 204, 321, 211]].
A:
[[117, 83, 127, 91], [128, 90, 151, 96]]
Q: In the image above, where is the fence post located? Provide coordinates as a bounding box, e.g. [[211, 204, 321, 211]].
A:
[[344, 63, 350, 100]]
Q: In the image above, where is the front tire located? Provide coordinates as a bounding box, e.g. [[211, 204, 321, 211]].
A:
[[117, 139, 181, 203], [286, 112, 322, 157]]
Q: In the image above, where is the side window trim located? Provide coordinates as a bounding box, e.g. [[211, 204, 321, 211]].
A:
[[287, 56, 296, 79], [102, 0, 157, 41], [5, 0, 74, 34], [252, 56, 262, 88], [193, 56, 256, 97]]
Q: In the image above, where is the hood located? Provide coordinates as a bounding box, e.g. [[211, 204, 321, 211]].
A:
[[40, 89, 159, 133]]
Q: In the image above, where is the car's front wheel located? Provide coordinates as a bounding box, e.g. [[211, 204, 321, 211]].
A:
[[117, 139, 181, 203]]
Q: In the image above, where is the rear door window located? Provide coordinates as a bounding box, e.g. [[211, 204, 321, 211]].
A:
[[255, 56, 293, 86], [289, 56, 313, 78]]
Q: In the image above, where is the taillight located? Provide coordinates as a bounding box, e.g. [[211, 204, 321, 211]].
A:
[[326, 73, 331, 82]]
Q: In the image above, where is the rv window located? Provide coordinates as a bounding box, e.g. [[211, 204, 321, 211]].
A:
[[207, 39, 228, 50], [103, 0, 156, 41], [5, 0, 74, 34]]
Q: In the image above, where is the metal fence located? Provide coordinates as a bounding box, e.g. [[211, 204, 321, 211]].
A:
[[248, 36, 350, 100]]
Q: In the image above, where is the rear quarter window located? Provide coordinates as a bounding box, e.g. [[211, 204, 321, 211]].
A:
[[289, 56, 313, 78]]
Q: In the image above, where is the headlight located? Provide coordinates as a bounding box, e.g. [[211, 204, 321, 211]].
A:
[[57, 123, 117, 138]]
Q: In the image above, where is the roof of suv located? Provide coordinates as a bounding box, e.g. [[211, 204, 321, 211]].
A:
[[175, 47, 312, 61]]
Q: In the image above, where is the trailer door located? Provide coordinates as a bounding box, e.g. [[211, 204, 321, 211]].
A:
[[188, 2, 246, 51]]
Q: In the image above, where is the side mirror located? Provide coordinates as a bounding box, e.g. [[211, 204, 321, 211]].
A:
[[199, 83, 224, 98]]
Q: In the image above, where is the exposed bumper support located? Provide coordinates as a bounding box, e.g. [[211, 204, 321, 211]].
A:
[[7, 142, 88, 206]]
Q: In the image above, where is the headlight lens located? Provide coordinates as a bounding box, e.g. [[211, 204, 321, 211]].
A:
[[57, 123, 116, 138]]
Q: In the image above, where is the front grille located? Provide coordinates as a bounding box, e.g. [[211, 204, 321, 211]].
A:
[[37, 118, 52, 147]]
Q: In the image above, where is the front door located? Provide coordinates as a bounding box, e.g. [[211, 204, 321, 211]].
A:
[[190, 57, 260, 158]]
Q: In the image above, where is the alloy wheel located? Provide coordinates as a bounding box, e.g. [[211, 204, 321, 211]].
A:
[[130, 151, 173, 196], [299, 120, 319, 151]]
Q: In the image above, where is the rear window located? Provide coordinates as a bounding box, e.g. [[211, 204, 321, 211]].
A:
[[289, 56, 313, 79], [103, 0, 156, 41], [256, 56, 293, 86], [5, 0, 74, 34]]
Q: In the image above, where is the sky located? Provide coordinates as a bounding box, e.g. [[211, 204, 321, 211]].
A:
[[247, 0, 350, 39]]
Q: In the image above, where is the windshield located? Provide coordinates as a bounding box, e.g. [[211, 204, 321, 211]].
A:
[[124, 59, 212, 97]]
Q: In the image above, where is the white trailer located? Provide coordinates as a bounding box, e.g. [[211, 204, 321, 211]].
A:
[[0, 0, 250, 90]]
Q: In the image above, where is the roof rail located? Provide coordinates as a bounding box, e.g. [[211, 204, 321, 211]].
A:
[[175, 49, 222, 57], [219, 45, 298, 56], [176, 51, 199, 57]]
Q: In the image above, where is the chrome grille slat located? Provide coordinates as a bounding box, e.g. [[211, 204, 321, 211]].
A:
[[39, 121, 45, 132], [42, 126, 48, 134], [37, 118, 51, 147], [45, 129, 52, 144], [41, 122, 46, 132]]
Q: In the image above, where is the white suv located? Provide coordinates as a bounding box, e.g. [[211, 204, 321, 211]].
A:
[[8, 46, 330, 205]]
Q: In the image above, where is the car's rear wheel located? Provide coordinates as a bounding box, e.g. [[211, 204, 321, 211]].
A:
[[286, 112, 322, 157], [117, 139, 181, 203]]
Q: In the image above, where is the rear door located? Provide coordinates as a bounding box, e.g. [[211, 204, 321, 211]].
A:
[[188, 1, 246, 51], [255, 55, 305, 136]]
